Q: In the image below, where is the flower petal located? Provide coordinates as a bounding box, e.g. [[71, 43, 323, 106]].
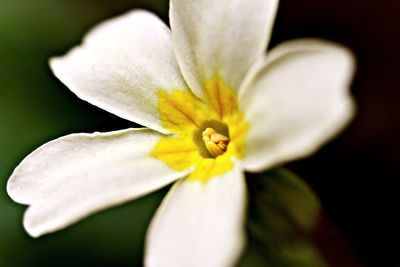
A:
[[170, 0, 278, 97], [145, 162, 246, 267], [240, 39, 356, 171], [7, 128, 189, 237], [50, 10, 188, 134]]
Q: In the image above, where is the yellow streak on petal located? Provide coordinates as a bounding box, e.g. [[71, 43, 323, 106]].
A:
[[152, 76, 249, 183], [157, 89, 217, 135], [204, 75, 239, 119], [187, 145, 234, 183], [226, 113, 249, 159], [151, 135, 201, 171]]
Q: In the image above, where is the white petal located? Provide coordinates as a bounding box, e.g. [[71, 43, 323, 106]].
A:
[[170, 0, 278, 97], [50, 10, 188, 134], [145, 163, 246, 267], [240, 39, 356, 171], [7, 128, 189, 237]]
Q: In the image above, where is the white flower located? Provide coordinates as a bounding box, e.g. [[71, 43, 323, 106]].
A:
[[7, 0, 355, 266]]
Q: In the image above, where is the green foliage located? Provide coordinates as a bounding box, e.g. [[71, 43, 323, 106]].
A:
[[237, 169, 326, 267]]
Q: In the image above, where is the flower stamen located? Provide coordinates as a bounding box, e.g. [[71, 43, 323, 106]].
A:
[[202, 127, 230, 158]]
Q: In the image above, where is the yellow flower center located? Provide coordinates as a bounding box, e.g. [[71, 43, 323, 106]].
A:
[[202, 127, 229, 158], [151, 76, 249, 183]]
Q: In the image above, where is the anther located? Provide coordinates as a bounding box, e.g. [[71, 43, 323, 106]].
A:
[[202, 127, 230, 157]]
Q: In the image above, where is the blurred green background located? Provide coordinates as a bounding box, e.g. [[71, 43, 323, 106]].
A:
[[0, 1, 171, 266], [1, 0, 399, 266]]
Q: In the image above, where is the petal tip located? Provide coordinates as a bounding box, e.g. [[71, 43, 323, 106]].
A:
[[23, 210, 43, 238], [6, 169, 29, 205]]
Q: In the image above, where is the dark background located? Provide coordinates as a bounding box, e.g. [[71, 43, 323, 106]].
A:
[[0, 0, 399, 266]]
